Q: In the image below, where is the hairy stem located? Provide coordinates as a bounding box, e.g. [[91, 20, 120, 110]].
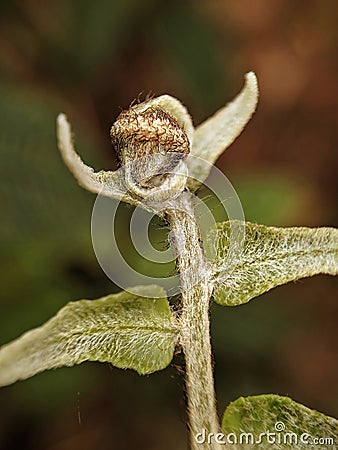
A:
[[166, 192, 222, 450]]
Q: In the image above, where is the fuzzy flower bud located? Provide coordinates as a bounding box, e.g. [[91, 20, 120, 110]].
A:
[[56, 72, 258, 207], [110, 104, 190, 202]]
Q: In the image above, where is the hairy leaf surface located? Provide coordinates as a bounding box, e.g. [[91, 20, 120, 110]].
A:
[[222, 394, 338, 449], [0, 285, 178, 386], [187, 72, 258, 188], [208, 221, 338, 306]]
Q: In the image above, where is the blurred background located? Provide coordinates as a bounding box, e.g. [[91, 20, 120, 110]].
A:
[[0, 0, 337, 449]]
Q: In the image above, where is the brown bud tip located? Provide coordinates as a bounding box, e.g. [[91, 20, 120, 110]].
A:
[[110, 105, 190, 165]]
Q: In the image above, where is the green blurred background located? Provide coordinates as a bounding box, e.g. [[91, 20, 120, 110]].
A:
[[0, 1, 337, 449]]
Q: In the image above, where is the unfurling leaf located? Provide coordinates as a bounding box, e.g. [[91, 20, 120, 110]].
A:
[[187, 72, 258, 188], [0, 285, 178, 386], [222, 394, 338, 449], [56, 113, 136, 204], [209, 221, 338, 306]]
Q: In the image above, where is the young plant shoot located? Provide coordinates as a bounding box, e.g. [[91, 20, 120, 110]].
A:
[[1, 73, 337, 450]]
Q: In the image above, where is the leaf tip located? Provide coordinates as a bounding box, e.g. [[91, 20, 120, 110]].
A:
[[244, 71, 259, 109], [56, 113, 70, 140]]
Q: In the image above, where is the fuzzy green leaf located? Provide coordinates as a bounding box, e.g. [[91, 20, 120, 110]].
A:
[[0, 285, 178, 386], [187, 72, 258, 189], [208, 221, 338, 306], [56, 113, 137, 205], [222, 394, 338, 449]]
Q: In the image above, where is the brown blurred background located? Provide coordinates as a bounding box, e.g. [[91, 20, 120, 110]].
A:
[[0, 1, 337, 449]]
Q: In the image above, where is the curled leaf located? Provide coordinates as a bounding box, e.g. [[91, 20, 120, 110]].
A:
[[56, 113, 136, 204], [209, 221, 338, 306], [187, 72, 258, 188], [0, 285, 178, 386]]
